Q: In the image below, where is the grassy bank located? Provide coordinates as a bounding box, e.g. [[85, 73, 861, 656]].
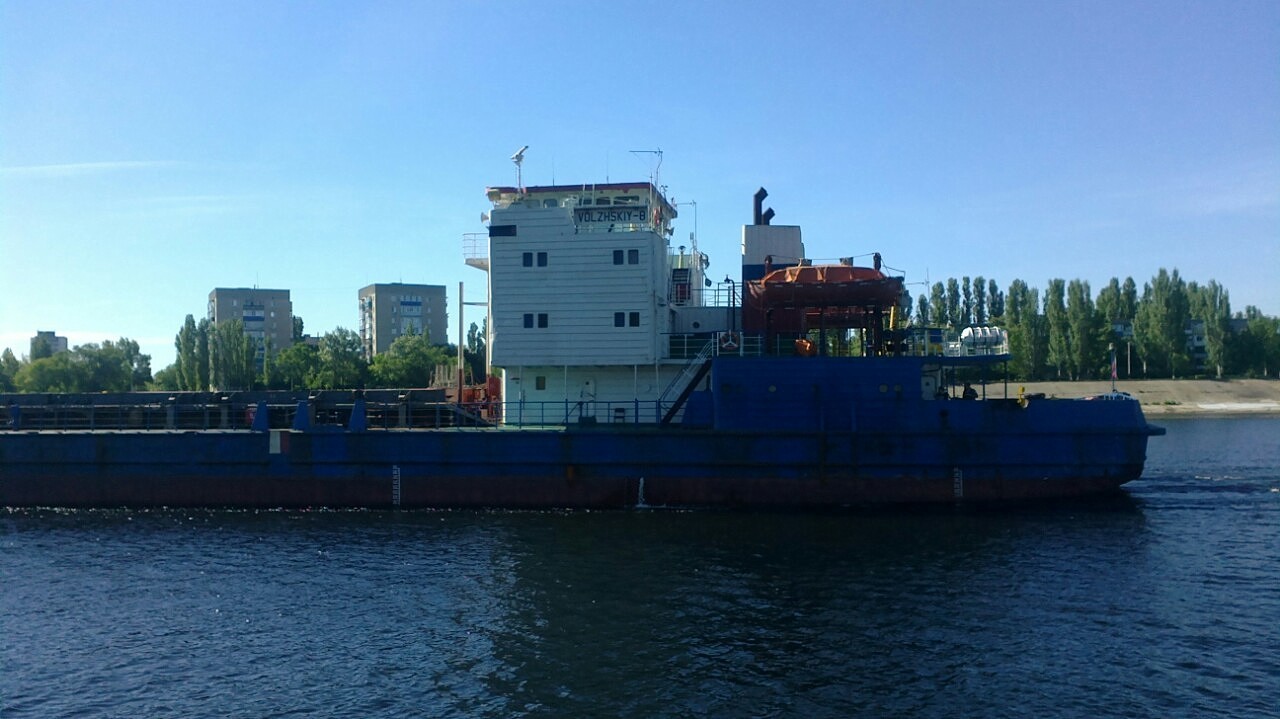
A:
[[998, 379, 1280, 415]]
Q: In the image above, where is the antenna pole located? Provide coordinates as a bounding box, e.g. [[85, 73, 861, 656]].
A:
[[511, 146, 528, 193]]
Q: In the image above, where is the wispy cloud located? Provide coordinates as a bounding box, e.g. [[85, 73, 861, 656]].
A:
[[1104, 160, 1280, 219], [0, 161, 181, 178]]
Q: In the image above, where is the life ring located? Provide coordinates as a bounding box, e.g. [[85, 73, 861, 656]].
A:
[[651, 206, 663, 227], [719, 331, 741, 352]]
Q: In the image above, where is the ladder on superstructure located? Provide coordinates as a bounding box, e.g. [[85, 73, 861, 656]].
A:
[[658, 339, 716, 424]]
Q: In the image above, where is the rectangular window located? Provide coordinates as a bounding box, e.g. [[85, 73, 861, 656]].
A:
[[535, 376, 547, 390], [614, 312, 625, 327], [629, 312, 640, 327], [537, 313, 548, 328], [613, 250, 624, 265], [523, 313, 534, 328], [628, 249, 640, 264], [537, 251, 547, 266], [522, 252, 533, 267]]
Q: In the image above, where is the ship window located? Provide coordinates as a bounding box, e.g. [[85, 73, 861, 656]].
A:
[[489, 224, 517, 237], [523, 252, 533, 267], [537, 313, 548, 328], [537, 251, 547, 267], [629, 312, 640, 327], [628, 249, 640, 264], [523, 313, 534, 328], [615, 196, 639, 205], [613, 250, 624, 265], [596, 197, 611, 205], [614, 312, 625, 327], [535, 376, 547, 390], [543, 199, 558, 208]]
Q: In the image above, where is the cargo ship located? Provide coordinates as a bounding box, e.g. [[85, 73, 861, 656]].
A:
[[0, 179, 1164, 508]]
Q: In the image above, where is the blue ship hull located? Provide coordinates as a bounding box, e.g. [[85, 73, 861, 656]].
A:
[[0, 358, 1162, 509]]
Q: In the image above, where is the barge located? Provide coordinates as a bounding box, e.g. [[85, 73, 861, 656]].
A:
[[0, 180, 1163, 508]]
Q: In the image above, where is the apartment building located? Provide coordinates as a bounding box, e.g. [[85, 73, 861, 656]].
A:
[[358, 283, 447, 358], [207, 288, 294, 366]]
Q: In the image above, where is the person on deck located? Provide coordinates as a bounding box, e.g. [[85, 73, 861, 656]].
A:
[[962, 383, 979, 400]]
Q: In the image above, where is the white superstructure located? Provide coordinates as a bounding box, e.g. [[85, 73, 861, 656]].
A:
[[466, 182, 727, 424]]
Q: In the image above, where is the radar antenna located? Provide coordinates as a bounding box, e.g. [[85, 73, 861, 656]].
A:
[[511, 145, 528, 193]]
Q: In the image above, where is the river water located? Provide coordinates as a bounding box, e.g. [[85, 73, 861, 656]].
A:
[[2, 417, 1277, 718]]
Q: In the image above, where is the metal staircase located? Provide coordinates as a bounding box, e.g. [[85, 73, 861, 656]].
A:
[[658, 339, 716, 424]]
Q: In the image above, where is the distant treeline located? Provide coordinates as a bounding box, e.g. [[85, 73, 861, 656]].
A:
[[1, 317, 489, 394], [3, 268, 1277, 393], [909, 268, 1279, 380]]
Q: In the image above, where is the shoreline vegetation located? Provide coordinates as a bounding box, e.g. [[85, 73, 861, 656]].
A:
[[978, 378, 1280, 416]]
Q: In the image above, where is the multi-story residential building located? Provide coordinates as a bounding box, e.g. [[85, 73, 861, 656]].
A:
[[207, 288, 294, 367], [358, 283, 448, 358], [30, 331, 68, 357]]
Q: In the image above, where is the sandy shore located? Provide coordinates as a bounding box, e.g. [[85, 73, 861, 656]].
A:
[[993, 378, 1280, 415]]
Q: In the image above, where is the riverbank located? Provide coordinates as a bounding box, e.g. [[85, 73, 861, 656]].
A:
[[998, 378, 1280, 415]]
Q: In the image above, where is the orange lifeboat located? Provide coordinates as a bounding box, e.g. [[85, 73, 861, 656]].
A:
[[756, 264, 903, 308]]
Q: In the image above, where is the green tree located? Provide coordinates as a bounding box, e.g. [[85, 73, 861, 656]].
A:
[[929, 282, 946, 327], [175, 314, 199, 390], [293, 315, 305, 342], [945, 278, 961, 329], [465, 320, 488, 382], [195, 318, 212, 391], [1236, 308, 1280, 377], [1096, 278, 1123, 325], [273, 342, 320, 390], [1005, 280, 1046, 380], [1189, 280, 1230, 378], [987, 278, 1004, 321], [1044, 279, 1070, 379], [1134, 268, 1190, 378], [80, 338, 150, 391], [960, 276, 973, 326], [370, 330, 449, 387], [210, 319, 256, 390], [151, 364, 182, 391], [313, 328, 366, 389], [1066, 279, 1103, 379], [15, 353, 87, 392], [973, 275, 987, 324], [914, 294, 930, 326], [14, 339, 150, 392], [1120, 277, 1139, 322], [0, 348, 19, 392]]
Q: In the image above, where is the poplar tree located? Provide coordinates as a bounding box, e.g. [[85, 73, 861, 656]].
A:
[[1005, 280, 1046, 380], [175, 314, 199, 390], [915, 295, 930, 326], [929, 282, 947, 328], [1044, 279, 1070, 379], [973, 276, 987, 324], [987, 278, 1004, 321], [946, 278, 961, 329], [195, 319, 212, 391], [1066, 279, 1102, 379], [1134, 268, 1190, 378], [1189, 280, 1230, 378]]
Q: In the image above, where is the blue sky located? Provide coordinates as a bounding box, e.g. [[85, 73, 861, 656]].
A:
[[2, 0, 1276, 369]]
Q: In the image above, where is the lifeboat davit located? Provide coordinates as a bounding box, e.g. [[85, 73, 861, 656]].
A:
[[755, 264, 903, 308]]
